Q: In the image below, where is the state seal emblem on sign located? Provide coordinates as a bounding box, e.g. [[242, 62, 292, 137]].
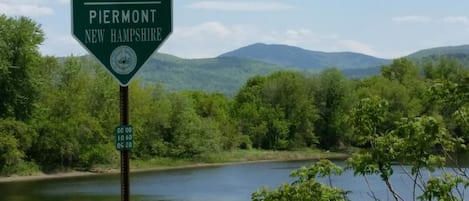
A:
[[110, 45, 138, 75]]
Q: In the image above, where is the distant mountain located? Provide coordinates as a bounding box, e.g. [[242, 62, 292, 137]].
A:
[[218, 43, 391, 70], [136, 44, 469, 95], [342, 45, 469, 78], [407, 45, 469, 66], [407, 45, 469, 59], [139, 53, 288, 96]]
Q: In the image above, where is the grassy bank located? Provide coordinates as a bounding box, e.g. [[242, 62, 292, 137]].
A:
[[199, 149, 348, 163], [0, 149, 348, 182], [130, 149, 348, 170]]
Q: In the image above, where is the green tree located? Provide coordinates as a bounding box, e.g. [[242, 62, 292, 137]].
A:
[[31, 57, 118, 170], [312, 68, 352, 149], [419, 173, 469, 201], [348, 95, 465, 201], [428, 73, 469, 138], [131, 84, 172, 158], [168, 93, 222, 157], [131, 85, 223, 158], [233, 72, 318, 150], [382, 58, 419, 85], [455, 105, 469, 137], [0, 119, 37, 175], [348, 97, 404, 201], [233, 76, 267, 149], [0, 15, 44, 120], [354, 76, 422, 127], [423, 57, 468, 82], [184, 91, 240, 150]]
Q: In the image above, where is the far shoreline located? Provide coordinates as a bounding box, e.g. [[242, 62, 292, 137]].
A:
[[0, 151, 349, 183]]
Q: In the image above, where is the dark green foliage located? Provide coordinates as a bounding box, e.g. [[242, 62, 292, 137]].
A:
[[30, 57, 119, 170], [455, 105, 469, 137], [0, 119, 37, 174], [0, 15, 43, 120], [312, 68, 352, 149], [382, 58, 420, 84], [164, 93, 222, 157], [184, 91, 240, 150], [426, 66, 469, 139], [130, 85, 224, 159], [233, 71, 318, 150], [423, 57, 468, 82]]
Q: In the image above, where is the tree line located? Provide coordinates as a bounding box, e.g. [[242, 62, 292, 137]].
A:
[[0, 15, 468, 183]]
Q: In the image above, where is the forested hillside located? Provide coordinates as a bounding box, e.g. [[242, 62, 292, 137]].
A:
[[0, 15, 468, 181], [140, 44, 469, 93], [408, 45, 469, 59], [137, 43, 391, 94], [140, 53, 287, 96]]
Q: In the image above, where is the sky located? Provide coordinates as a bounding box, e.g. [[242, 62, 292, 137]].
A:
[[2, 0, 469, 59]]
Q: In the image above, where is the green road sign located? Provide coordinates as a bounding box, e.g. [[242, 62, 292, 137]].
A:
[[116, 125, 133, 151], [72, 0, 172, 86]]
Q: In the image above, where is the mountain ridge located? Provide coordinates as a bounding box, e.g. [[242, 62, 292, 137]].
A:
[[133, 43, 469, 94], [218, 43, 391, 70], [407, 44, 469, 59]]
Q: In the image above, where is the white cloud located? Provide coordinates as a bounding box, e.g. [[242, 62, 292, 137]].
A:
[[441, 16, 469, 25], [176, 22, 233, 39], [0, 0, 64, 16], [160, 22, 257, 58], [392, 15, 431, 23], [159, 21, 380, 58], [393, 15, 469, 26], [57, 0, 69, 5], [1, 0, 47, 4], [0, 3, 54, 16], [187, 1, 294, 12], [40, 35, 87, 56]]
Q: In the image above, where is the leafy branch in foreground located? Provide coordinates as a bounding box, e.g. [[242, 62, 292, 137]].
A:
[[252, 159, 349, 201], [347, 95, 467, 201], [418, 173, 469, 201]]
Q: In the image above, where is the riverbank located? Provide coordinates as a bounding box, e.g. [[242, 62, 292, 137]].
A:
[[0, 149, 349, 183]]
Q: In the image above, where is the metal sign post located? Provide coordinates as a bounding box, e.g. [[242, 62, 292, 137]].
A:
[[120, 86, 130, 201]]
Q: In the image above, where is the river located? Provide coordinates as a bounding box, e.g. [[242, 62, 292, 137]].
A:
[[0, 160, 468, 201]]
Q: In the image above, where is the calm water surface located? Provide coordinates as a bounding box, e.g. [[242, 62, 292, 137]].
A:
[[0, 160, 468, 201]]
